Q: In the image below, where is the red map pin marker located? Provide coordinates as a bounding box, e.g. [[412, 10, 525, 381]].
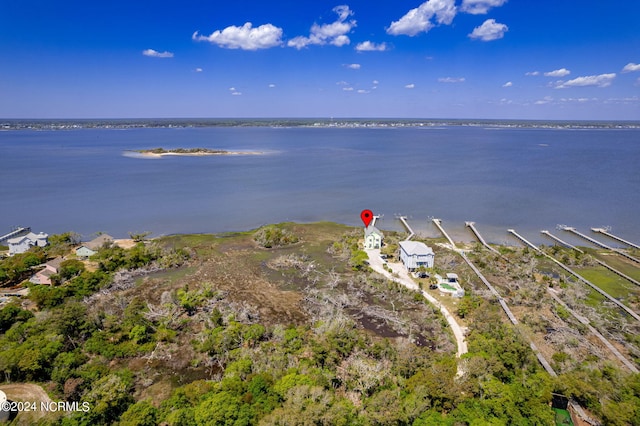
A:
[[360, 209, 373, 227]]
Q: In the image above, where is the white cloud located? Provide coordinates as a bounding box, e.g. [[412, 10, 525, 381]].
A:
[[387, 0, 456, 36], [460, 0, 508, 14], [525, 71, 540, 76], [357, 89, 370, 94], [544, 68, 570, 77], [438, 77, 465, 83], [468, 19, 508, 41], [405, 83, 416, 89], [288, 5, 356, 49], [355, 41, 388, 51], [231, 92, 242, 96], [502, 81, 513, 87], [343, 87, 354, 91], [345, 63, 361, 69], [372, 80, 379, 85], [193, 22, 283, 50], [195, 68, 203, 72], [622, 63, 640, 73], [555, 73, 616, 89], [268, 84, 276, 88], [142, 49, 174, 58], [336, 80, 349, 86], [535, 96, 553, 105]]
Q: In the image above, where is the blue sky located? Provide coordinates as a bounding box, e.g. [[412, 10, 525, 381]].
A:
[[1, 0, 639, 119]]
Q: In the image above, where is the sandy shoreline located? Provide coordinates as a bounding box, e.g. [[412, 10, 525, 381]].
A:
[[124, 149, 264, 158]]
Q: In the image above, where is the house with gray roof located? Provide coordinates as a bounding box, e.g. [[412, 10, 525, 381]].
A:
[[75, 234, 114, 258], [399, 241, 434, 271]]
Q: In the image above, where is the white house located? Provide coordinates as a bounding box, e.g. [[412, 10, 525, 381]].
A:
[[7, 232, 49, 255], [364, 225, 384, 249], [399, 241, 434, 271]]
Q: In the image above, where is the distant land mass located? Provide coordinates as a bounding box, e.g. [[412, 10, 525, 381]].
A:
[[128, 147, 264, 157], [2, 118, 640, 130]]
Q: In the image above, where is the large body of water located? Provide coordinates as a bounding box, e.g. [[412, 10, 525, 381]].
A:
[[1, 124, 639, 246]]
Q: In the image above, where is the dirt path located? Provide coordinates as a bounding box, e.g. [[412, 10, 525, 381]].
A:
[[366, 249, 468, 368]]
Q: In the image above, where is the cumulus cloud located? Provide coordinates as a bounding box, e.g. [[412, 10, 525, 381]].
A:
[[193, 22, 283, 50], [544, 68, 570, 77], [288, 5, 356, 49], [460, 0, 508, 14], [535, 96, 553, 105], [622, 63, 640, 73], [405, 83, 416, 89], [195, 68, 203, 72], [503, 81, 513, 87], [345, 63, 361, 69], [268, 84, 276, 88], [555, 73, 616, 89], [142, 49, 174, 58], [468, 19, 508, 41], [343, 87, 354, 91], [387, 0, 457, 36], [525, 71, 540, 76], [355, 41, 388, 51], [438, 77, 465, 83], [357, 89, 370, 94]]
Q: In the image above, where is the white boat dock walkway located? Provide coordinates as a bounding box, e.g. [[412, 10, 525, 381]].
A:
[[542, 230, 640, 288], [561, 226, 640, 264], [465, 222, 501, 255], [396, 216, 415, 240], [432, 219, 457, 249], [592, 228, 640, 250], [509, 229, 640, 322]]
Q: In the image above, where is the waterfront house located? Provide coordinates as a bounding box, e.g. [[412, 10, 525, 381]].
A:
[[7, 232, 49, 255], [399, 241, 434, 271], [75, 234, 114, 258], [30, 257, 64, 285], [364, 225, 384, 249]]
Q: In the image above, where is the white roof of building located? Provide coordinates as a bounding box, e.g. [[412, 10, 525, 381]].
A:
[[7, 232, 48, 245], [399, 240, 434, 255], [446, 273, 459, 279]]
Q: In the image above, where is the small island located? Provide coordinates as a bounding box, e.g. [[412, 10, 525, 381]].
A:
[[128, 147, 263, 157]]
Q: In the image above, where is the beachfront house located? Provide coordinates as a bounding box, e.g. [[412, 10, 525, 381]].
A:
[[30, 257, 64, 285], [75, 234, 114, 258], [364, 225, 384, 249], [399, 241, 434, 271], [7, 232, 49, 255]]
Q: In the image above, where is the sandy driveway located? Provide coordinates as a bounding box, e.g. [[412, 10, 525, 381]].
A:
[[366, 249, 468, 362]]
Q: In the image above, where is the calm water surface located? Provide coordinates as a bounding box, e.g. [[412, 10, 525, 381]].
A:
[[1, 126, 638, 245]]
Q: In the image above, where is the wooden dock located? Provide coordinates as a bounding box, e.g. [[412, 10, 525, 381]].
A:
[[561, 226, 640, 264], [592, 228, 640, 250], [432, 219, 457, 249], [0, 227, 30, 244], [508, 229, 640, 322], [542, 230, 640, 288], [396, 216, 414, 241], [465, 222, 501, 255]]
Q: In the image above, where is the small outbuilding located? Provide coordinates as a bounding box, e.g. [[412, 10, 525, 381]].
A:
[[364, 225, 384, 250], [399, 241, 434, 271]]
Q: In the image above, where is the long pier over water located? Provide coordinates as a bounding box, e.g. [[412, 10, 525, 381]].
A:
[[592, 228, 640, 250], [542, 230, 640, 287], [509, 229, 640, 322], [561, 226, 640, 264], [465, 222, 501, 255]]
